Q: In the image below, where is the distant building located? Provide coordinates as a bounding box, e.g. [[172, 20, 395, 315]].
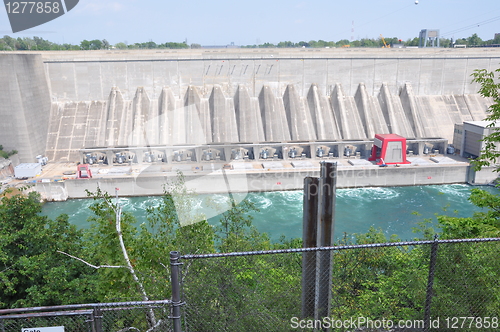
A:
[[419, 29, 440, 48], [202, 42, 240, 49]]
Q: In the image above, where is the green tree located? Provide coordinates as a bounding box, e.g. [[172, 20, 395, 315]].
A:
[[467, 33, 483, 46], [101, 39, 110, 50], [351, 40, 361, 47], [89, 39, 103, 50], [360, 38, 377, 47], [114, 42, 127, 49], [33, 36, 54, 50], [455, 37, 467, 46], [277, 41, 295, 48], [259, 42, 275, 48], [494, 34, 500, 45], [336, 39, 350, 47], [0, 145, 17, 159], [214, 197, 269, 252], [1, 35, 16, 50], [470, 66, 500, 170], [75, 174, 215, 301], [405, 37, 420, 47], [437, 188, 500, 239], [80, 39, 91, 50], [0, 192, 95, 308], [297, 41, 309, 48], [162, 42, 189, 49]]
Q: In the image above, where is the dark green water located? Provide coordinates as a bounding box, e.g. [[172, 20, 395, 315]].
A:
[[41, 184, 499, 242]]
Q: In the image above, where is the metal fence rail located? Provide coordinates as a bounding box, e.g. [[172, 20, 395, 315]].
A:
[[0, 300, 172, 332], [176, 237, 500, 332]]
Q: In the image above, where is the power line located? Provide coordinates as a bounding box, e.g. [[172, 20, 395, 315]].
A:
[[441, 16, 500, 37]]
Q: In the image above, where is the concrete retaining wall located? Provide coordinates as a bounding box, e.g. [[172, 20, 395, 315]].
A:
[[36, 163, 486, 201]]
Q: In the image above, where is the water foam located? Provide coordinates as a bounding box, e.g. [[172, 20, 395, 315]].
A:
[[249, 194, 273, 209], [337, 187, 400, 201]]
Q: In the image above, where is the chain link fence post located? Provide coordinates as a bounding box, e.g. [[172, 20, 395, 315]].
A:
[[301, 177, 319, 319], [424, 234, 439, 332], [317, 162, 336, 328], [170, 251, 183, 332], [92, 307, 103, 332]]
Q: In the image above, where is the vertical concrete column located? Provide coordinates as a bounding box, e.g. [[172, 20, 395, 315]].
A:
[[338, 143, 346, 159], [79, 151, 86, 164], [136, 148, 145, 164], [310, 144, 317, 160], [362, 143, 371, 157], [250, 145, 258, 160], [418, 142, 425, 156], [282, 146, 289, 161], [195, 147, 203, 163], [224, 146, 232, 162], [165, 148, 173, 163], [106, 151, 115, 165]]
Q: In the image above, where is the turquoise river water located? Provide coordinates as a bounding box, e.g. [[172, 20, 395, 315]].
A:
[[41, 184, 498, 242]]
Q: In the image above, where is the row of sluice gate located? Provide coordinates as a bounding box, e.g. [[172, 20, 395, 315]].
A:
[[47, 82, 488, 162], [99, 82, 416, 147]]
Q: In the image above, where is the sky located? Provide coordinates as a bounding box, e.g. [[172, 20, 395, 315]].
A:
[[0, 0, 499, 46]]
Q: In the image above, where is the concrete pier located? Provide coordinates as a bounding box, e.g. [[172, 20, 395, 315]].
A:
[[32, 155, 498, 201]]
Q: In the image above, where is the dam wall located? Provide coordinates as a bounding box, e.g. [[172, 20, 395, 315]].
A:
[[1, 48, 499, 162], [39, 48, 500, 100], [0, 54, 52, 162]]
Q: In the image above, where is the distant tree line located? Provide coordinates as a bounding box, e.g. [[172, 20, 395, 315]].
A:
[[243, 33, 500, 49], [0, 36, 189, 51], [1, 33, 499, 51]]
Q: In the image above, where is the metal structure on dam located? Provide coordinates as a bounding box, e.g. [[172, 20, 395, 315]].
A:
[[1, 48, 499, 164]]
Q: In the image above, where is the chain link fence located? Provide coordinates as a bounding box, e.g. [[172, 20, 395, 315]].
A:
[[1, 238, 499, 332], [177, 238, 500, 332], [0, 300, 172, 332]]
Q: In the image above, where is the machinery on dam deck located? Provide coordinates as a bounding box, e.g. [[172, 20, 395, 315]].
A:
[[77, 164, 93, 179], [78, 137, 448, 166], [369, 134, 412, 165]]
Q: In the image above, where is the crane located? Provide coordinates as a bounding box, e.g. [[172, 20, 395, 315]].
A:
[[380, 34, 390, 48]]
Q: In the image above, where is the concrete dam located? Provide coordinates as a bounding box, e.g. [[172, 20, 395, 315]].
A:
[[0, 48, 499, 163]]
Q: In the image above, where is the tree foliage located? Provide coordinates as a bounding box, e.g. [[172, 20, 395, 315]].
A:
[[0, 145, 17, 159], [437, 188, 500, 238], [0, 192, 95, 308], [1, 168, 500, 332], [470, 67, 500, 171], [2, 33, 499, 51]]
